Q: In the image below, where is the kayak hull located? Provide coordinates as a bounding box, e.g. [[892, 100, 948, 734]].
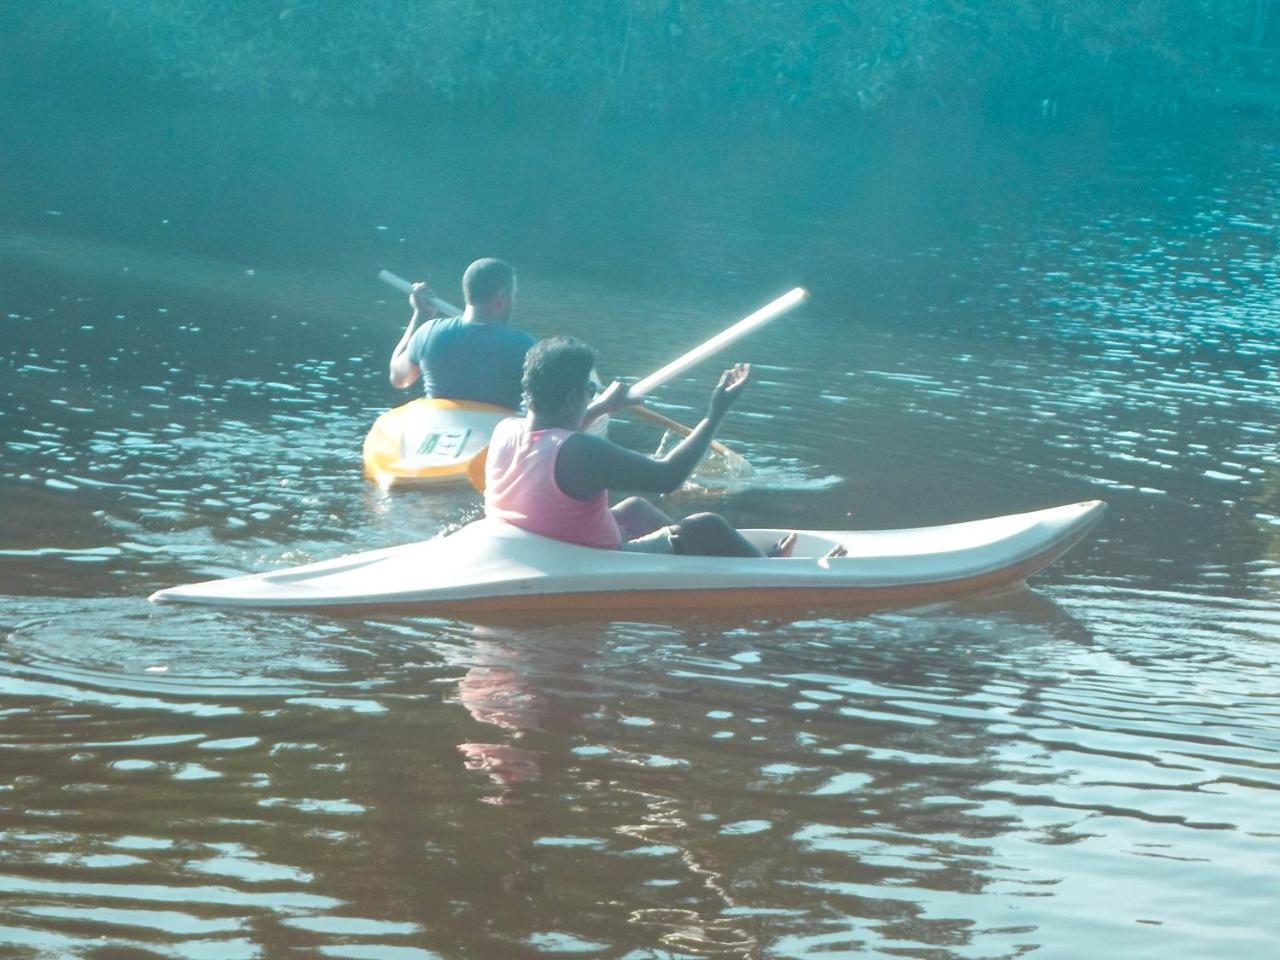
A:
[[362, 397, 513, 490], [149, 500, 1106, 614]]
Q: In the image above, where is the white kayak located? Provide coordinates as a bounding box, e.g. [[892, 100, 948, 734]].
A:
[[149, 500, 1105, 614], [362, 397, 512, 490]]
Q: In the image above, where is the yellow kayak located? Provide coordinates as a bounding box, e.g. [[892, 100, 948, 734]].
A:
[[361, 398, 514, 490]]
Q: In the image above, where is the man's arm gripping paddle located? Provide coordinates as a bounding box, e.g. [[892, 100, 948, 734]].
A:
[[379, 269, 462, 317]]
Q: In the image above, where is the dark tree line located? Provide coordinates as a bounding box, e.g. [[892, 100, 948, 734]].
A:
[[5, 1, 1276, 118]]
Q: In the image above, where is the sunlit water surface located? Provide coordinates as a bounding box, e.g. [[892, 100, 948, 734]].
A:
[[1, 110, 1278, 958]]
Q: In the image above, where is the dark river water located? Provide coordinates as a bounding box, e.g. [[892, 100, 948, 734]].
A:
[[1, 105, 1278, 958]]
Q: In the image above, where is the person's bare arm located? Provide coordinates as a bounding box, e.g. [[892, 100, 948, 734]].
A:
[[556, 364, 750, 499], [388, 282, 437, 389]]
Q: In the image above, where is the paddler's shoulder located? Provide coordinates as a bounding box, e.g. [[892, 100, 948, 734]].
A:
[[410, 313, 462, 343], [557, 430, 622, 472]]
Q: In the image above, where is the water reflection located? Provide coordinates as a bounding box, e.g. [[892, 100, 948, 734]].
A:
[[453, 620, 607, 805], [432, 595, 1102, 954]]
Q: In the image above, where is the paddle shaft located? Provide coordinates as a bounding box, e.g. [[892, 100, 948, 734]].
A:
[[381, 270, 804, 401], [458, 289, 801, 491], [379, 269, 463, 317], [378, 268, 795, 490], [632, 406, 740, 459], [629, 287, 807, 397]]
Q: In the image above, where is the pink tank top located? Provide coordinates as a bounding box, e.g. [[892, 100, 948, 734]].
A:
[[484, 418, 622, 550]]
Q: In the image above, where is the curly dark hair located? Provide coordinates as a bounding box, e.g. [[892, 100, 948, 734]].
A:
[[522, 337, 595, 411]]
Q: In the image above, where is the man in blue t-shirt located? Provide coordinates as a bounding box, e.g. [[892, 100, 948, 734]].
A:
[[388, 258, 536, 411]]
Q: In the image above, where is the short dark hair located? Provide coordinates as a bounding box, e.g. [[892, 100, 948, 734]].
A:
[[522, 337, 595, 411], [462, 258, 515, 305]]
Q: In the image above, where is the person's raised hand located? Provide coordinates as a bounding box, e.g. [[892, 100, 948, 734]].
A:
[[409, 281, 438, 320], [707, 362, 750, 421]]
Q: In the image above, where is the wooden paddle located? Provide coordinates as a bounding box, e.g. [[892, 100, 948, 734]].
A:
[[465, 287, 807, 492], [376, 271, 804, 491]]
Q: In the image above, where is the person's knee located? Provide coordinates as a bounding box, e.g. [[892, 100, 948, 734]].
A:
[[674, 512, 761, 558], [676, 513, 736, 541], [681, 512, 729, 530], [614, 496, 671, 540]]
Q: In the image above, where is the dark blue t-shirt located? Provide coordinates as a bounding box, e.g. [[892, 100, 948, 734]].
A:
[[407, 315, 536, 410]]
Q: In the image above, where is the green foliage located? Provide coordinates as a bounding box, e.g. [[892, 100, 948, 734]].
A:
[[6, 0, 1272, 116]]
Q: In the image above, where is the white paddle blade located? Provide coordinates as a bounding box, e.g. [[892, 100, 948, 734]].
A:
[[378, 269, 463, 316], [630, 287, 808, 398]]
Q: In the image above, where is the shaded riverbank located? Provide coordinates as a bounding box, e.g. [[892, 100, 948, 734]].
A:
[[6, 2, 1280, 120]]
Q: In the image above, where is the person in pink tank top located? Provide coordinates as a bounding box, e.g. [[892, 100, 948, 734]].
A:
[[485, 337, 821, 558]]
